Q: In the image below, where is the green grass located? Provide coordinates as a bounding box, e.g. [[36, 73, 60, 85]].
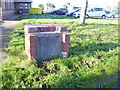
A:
[[0, 14, 119, 88], [16, 14, 75, 20], [0, 20, 3, 22], [103, 78, 118, 88]]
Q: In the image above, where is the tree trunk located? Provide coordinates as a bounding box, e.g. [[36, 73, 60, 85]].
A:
[[79, 0, 88, 24]]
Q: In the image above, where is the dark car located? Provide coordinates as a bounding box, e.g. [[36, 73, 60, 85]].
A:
[[105, 11, 111, 14], [66, 9, 81, 16], [51, 8, 68, 15], [114, 13, 120, 18], [46, 10, 55, 14]]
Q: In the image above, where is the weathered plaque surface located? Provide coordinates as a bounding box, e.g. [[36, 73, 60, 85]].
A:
[[36, 33, 62, 62]]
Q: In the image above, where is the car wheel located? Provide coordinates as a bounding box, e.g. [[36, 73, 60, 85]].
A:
[[111, 15, 114, 18], [72, 14, 75, 17], [101, 15, 106, 19], [53, 12, 56, 15]]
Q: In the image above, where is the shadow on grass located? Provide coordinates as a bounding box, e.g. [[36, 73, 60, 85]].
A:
[[41, 42, 119, 88], [41, 69, 118, 88], [69, 43, 119, 56]]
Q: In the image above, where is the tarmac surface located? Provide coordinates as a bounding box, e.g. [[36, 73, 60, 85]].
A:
[[110, 82, 120, 88], [0, 15, 21, 63]]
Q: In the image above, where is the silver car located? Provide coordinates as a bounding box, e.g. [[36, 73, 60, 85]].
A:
[[73, 7, 107, 19], [106, 12, 118, 18]]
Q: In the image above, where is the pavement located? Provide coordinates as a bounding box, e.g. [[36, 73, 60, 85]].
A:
[[96, 73, 120, 89], [0, 15, 21, 63], [111, 82, 120, 88], [4, 14, 21, 21]]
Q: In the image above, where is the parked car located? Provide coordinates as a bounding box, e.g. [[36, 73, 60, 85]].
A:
[[46, 10, 55, 14], [86, 8, 107, 19], [114, 13, 120, 18], [66, 9, 81, 16], [105, 11, 111, 14], [106, 12, 119, 18], [47, 8, 68, 15], [73, 11, 81, 18], [73, 11, 89, 18], [73, 7, 107, 19]]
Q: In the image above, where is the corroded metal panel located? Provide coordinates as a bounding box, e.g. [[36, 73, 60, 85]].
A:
[[36, 32, 62, 62]]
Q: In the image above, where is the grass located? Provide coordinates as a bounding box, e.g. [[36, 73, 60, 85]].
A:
[[16, 14, 75, 20], [0, 21, 2, 22], [0, 14, 119, 88], [103, 77, 118, 88]]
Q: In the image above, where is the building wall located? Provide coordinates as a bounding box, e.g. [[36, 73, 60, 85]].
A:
[[14, 2, 31, 14], [1, 0, 32, 20], [1, 0, 15, 20], [15, 0, 32, 3], [1, 0, 15, 10], [0, 0, 1, 20]]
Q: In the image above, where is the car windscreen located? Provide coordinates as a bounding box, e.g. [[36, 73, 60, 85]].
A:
[[94, 8, 103, 11], [59, 8, 66, 10]]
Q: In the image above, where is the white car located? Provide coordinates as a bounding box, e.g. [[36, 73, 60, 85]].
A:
[[106, 12, 118, 18], [73, 7, 107, 19], [86, 8, 107, 19], [73, 11, 81, 18], [73, 11, 88, 18]]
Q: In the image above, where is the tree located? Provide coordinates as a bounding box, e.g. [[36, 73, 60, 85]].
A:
[[46, 2, 55, 11], [63, 2, 72, 8], [66, 3, 71, 6], [38, 4, 44, 12], [79, 0, 88, 24], [38, 4, 44, 9], [63, 4, 68, 8]]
